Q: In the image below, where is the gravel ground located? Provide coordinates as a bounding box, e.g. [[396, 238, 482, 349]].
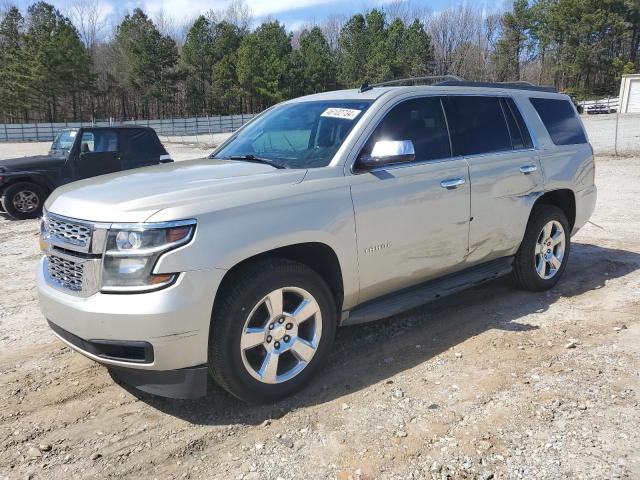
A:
[[0, 154, 639, 480]]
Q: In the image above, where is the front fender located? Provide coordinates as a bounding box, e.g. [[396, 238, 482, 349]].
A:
[[151, 175, 360, 309], [0, 171, 53, 193]]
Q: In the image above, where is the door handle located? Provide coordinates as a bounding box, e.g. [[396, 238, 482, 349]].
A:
[[519, 164, 538, 174], [440, 177, 466, 189]]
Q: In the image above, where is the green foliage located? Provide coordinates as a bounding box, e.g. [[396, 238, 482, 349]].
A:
[[237, 21, 292, 109], [182, 16, 216, 114], [0, 7, 29, 120], [2, 0, 635, 121], [298, 27, 337, 94], [494, 0, 531, 81], [0, 2, 93, 121], [115, 8, 179, 117], [495, 0, 640, 95], [337, 10, 434, 87]]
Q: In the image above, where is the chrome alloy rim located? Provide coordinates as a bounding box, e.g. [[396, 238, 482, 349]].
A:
[[12, 190, 40, 213], [240, 287, 322, 384], [535, 220, 566, 280]]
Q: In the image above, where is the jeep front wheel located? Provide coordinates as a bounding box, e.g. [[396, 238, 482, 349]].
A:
[[208, 259, 337, 403], [2, 182, 45, 220]]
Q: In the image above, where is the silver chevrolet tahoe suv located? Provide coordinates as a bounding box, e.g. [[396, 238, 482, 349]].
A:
[[37, 79, 597, 402]]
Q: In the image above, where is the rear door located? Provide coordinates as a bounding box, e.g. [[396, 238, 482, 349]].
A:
[[75, 129, 121, 180], [444, 95, 543, 265], [349, 96, 471, 302]]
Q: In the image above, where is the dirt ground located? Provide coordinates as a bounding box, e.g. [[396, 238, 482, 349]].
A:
[[1, 155, 639, 480]]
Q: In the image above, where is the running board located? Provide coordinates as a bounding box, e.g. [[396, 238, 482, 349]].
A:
[[342, 256, 514, 326]]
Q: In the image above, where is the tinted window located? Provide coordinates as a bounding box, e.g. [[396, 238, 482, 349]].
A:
[[501, 98, 533, 149], [445, 96, 512, 156], [81, 130, 118, 153], [529, 98, 587, 145], [360, 97, 451, 162]]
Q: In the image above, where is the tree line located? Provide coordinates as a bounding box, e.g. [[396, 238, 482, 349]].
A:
[[0, 0, 638, 123]]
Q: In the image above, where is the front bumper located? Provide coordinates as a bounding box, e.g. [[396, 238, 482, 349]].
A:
[[37, 258, 226, 397], [49, 319, 208, 398]]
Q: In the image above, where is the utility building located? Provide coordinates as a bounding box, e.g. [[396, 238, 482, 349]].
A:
[[619, 74, 640, 113]]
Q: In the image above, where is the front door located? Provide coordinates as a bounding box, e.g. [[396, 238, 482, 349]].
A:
[[75, 129, 121, 180], [349, 96, 471, 303]]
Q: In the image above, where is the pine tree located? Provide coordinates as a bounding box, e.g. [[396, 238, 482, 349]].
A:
[[115, 8, 179, 118], [0, 7, 29, 121], [182, 15, 215, 115], [298, 27, 337, 94], [23, 2, 94, 122], [237, 21, 291, 110]]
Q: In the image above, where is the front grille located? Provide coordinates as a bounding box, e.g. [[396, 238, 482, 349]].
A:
[[48, 216, 91, 249], [47, 254, 84, 292]]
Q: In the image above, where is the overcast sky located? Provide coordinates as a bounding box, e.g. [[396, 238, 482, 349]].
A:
[[10, 0, 502, 31]]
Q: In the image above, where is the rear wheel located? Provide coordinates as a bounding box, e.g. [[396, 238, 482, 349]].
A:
[[2, 182, 45, 220], [208, 259, 337, 403], [513, 205, 571, 291]]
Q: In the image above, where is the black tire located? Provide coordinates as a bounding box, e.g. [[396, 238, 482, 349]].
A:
[[2, 182, 45, 220], [513, 204, 571, 291], [208, 258, 337, 403]]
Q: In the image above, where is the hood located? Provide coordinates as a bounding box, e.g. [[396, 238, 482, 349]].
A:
[[0, 154, 65, 172], [45, 158, 307, 223]]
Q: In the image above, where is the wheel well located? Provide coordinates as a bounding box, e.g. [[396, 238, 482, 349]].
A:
[[1, 177, 49, 195], [534, 189, 576, 230], [216, 243, 344, 313]]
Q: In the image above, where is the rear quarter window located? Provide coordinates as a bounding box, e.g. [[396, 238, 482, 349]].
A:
[[529, 98, 587, 146]]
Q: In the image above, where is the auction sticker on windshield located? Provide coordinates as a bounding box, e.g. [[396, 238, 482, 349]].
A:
[[321, 108, 362, 120]]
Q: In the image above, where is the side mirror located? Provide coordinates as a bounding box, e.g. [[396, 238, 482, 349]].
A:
[[81, 142, 90, 154], [357, 140, 415, 170]]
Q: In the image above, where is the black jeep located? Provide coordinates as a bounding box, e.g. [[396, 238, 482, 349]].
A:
[[0, 126, 172, 219]]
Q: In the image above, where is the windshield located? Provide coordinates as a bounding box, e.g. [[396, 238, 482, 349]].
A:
[[51, 130, 77, 151], [214, 100, 374, 168]]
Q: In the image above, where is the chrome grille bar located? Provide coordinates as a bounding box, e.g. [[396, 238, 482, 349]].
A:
[[47, 254, 84, 291], [46, 213, 93, 252]]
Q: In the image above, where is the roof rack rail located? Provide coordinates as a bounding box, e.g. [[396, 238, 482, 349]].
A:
[[359, 75, 465, 93], [374, 75, 465, 88], [434, 80, 557, 93]]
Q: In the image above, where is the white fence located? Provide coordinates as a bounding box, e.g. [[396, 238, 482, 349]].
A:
[[0, 114, 257, 143]]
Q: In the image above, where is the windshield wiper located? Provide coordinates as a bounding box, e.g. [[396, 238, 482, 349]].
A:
[[225, 155, 287, 169]]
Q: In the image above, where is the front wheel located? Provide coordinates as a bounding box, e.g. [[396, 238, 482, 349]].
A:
[[2, 182, 45, 220], [513, 205, 571, 291], [208, 259, 337, 403]]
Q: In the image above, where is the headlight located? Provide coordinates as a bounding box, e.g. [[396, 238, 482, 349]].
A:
[[101, 220, 196, 292]]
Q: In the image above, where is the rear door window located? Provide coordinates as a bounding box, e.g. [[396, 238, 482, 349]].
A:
[[529, 97, 587, 145], [501, 98, 534, 149], [360, 96, 451, 162], [444, 96, 512, 156]]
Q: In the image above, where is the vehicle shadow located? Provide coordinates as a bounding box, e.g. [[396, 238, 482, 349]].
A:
[[128, 242, 640, 425]]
